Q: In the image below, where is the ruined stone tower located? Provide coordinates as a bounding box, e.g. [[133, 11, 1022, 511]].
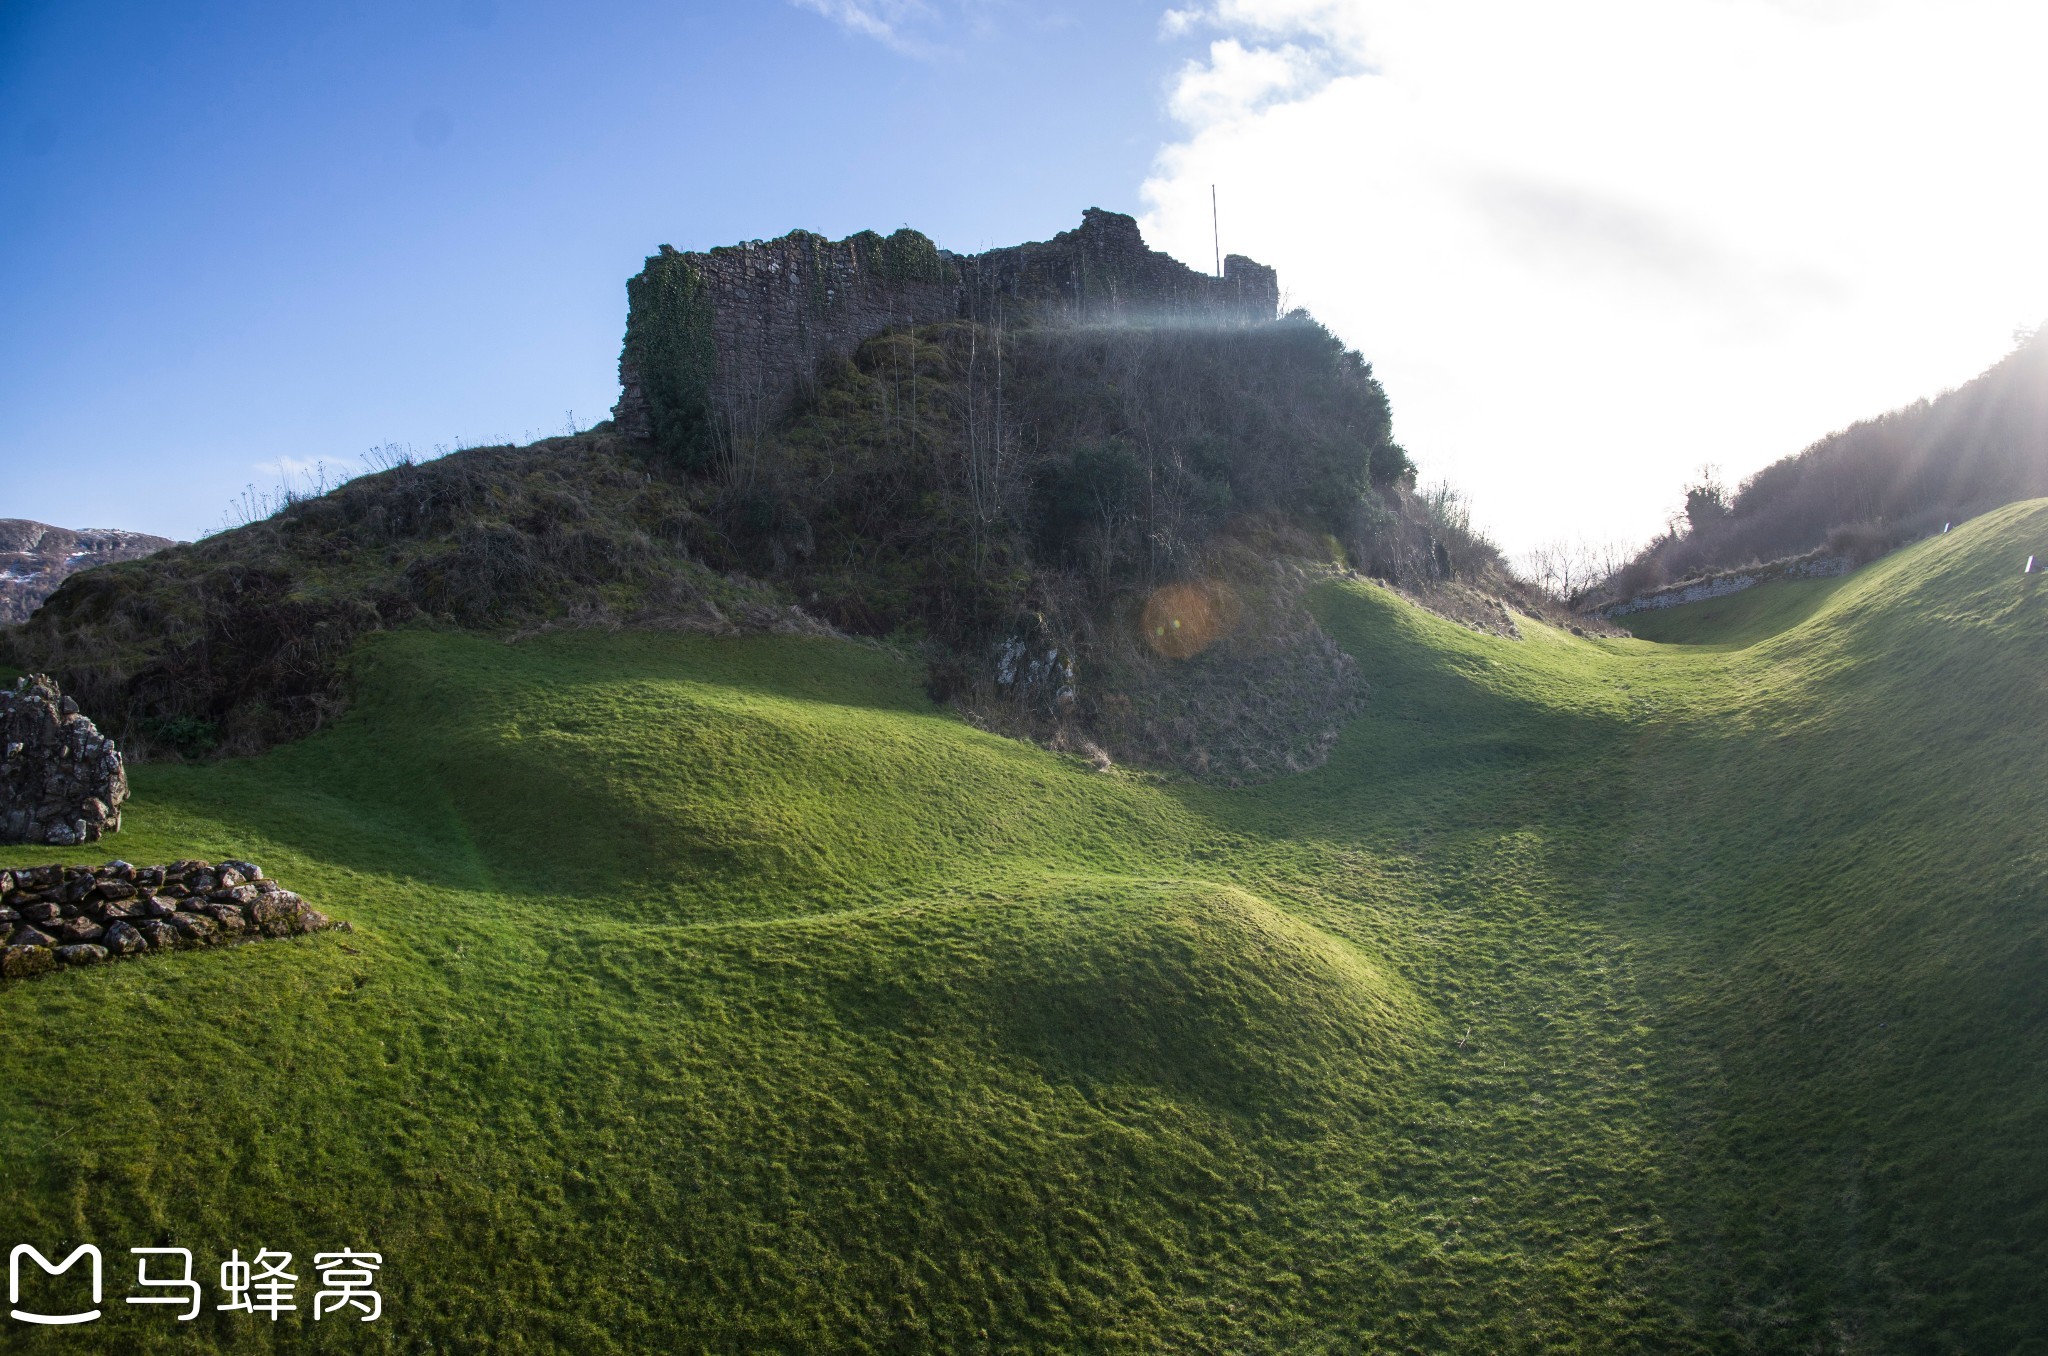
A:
[[613, 208, 1280, 457]]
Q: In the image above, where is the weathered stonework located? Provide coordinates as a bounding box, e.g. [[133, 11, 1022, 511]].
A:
[[0, 859, 342, 981], [1, 674, 127, 846], [1595, 550, 1853, 619], [615, 207, 1281, 443]]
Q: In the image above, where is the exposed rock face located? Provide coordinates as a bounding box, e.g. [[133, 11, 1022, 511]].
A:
[[0, 519, 172, 624], [615, 207, 1282, 445], [0, 859, 343, 981], [0, 674, 128, 845], [974, 563, 1370, 785]]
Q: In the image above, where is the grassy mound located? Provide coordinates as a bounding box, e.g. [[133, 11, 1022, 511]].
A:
[[3, 501, 2044, 1352]]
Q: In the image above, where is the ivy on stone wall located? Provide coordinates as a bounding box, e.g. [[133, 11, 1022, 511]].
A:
[[847, 231, 888, 277], [791, 231, 835, 314], [622, 246, 718, 466], [848, 227, 947, 285], [882, 228, 945, 284]]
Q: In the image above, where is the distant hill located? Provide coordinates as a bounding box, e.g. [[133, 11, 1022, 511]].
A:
[[1599, 328, 2048, 602], [0, 519, 173, 624]]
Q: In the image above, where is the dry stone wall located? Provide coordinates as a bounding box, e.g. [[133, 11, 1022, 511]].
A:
[[1, 674, 127, 846], [0, 859, 341, 980], [615, 208, 1281, 443], [1595, 550, 1853, 619]]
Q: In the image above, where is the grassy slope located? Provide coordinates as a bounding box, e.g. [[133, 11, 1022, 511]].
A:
[[2, 503, 2044, 1353]]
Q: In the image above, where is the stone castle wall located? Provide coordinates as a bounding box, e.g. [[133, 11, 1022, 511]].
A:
[[614, 208, 1280, 442], [964, 209, 1278, 329]]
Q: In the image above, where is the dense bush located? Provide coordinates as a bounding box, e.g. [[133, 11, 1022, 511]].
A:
[[725, 311, 1410, 642], [1008, 312, 1400, 568]]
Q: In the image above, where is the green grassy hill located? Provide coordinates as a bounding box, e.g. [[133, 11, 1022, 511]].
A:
[[3, 501, 2044, 1353]]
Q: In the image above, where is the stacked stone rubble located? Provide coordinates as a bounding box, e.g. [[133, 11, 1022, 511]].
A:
[[1, 674, 127, 846], [0, 859, 342, 980]]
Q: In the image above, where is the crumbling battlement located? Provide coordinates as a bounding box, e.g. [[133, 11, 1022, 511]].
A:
[[614, 208, 1280, 451]]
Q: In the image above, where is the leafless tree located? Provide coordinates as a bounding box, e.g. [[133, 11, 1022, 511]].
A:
[[1519, 535, 1635, 606], [712, 353, 772, 498], [950, 305, 1032, 574]]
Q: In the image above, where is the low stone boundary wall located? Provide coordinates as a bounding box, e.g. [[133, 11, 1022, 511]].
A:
[[1, 859, 344, 980], [1594, 551, 1852, 620]]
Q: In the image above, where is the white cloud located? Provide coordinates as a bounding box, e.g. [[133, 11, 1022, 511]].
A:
[[1170, 0, 1374, 51], [1168, 40, 1325, 126], [1142, 0, 2048, 555], [252, 455, 326, 481], [789, 0, 944, 55]]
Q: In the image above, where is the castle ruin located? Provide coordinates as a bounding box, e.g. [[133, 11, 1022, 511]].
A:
[[613, 208, 1280, 453]]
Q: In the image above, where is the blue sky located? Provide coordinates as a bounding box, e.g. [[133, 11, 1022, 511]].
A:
[[5, 1, 2045, 556], [0, 0, 1186, 540]]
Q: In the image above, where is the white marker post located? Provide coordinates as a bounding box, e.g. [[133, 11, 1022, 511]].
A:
[[2027, 556, 2037, 574]]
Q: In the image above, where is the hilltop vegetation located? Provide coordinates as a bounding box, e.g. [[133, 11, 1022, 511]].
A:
[[1604, 327, 2048, 600], [5, 312, 1501, 779], [750, 314, 1415, 641], [0, 436, 805, 756], [3, 499, 2044, 1352]]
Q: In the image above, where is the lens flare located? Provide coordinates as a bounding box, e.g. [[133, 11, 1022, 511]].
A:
[[1141, 580, 1236, 659]]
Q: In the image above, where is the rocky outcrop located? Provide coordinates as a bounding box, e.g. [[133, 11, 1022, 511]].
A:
[[1, 674, 128, 845], [0, 519, 172, 624], [959, 562, 1369, 785], [0, 859, 341, 981]]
